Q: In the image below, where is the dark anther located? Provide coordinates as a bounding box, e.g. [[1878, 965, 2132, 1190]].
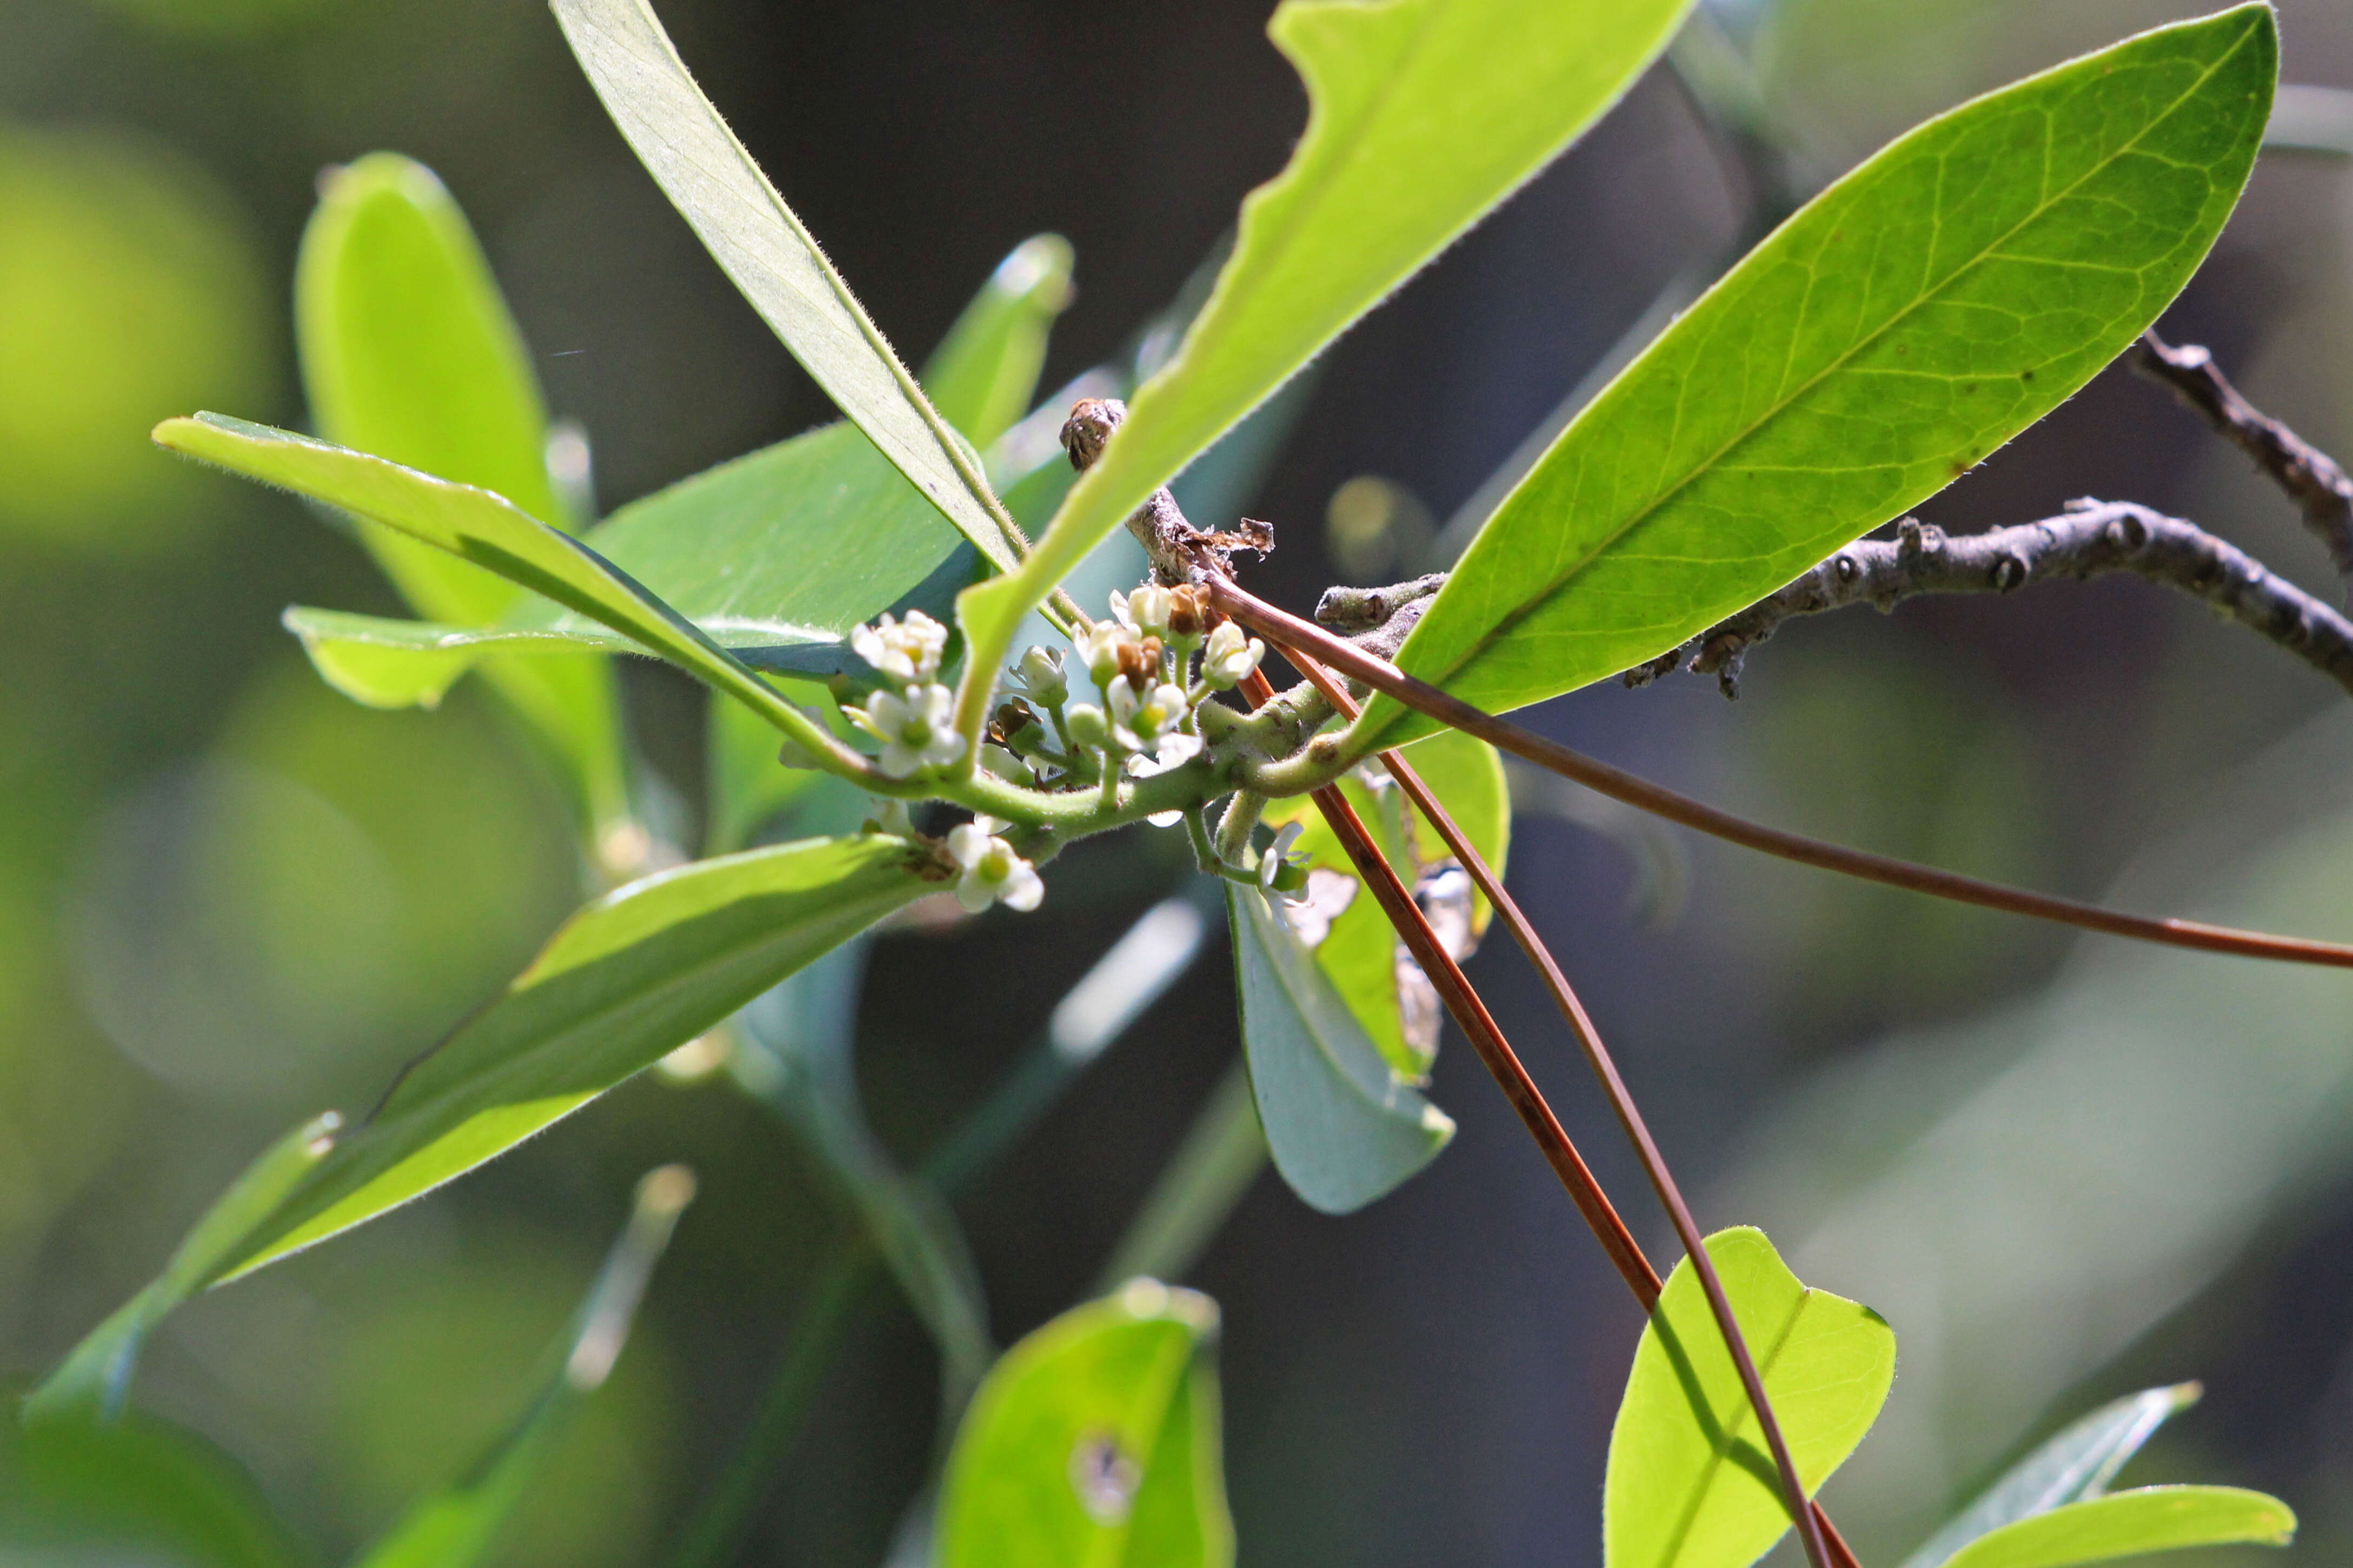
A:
[[1991, 554, 2028, 592], [1060, 397, 1125, 472]]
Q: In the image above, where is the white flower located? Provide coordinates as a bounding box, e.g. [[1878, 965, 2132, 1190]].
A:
[[1111, 584, 1173, 639], [1074, 619, 1133, 688], [947, 821, 1043, 913], [1008, 645, 1067, 707], [1108, 679, 1188, 755], [847, 682, 966, 778], [1200, 621, 1264, 689], [1124, 730, 1202, 777], [850, 610, 949, 684], [1259, 820, 1313, 903]]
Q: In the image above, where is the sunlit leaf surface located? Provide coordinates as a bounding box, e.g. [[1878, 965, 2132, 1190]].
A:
[[1605, 1227, 1895, 1568], [960, 0, 1696, 680], [937, 1283, 1231, 1568], [1364, 6, 2276, 750], [1940, 1487, 2293, 1568]]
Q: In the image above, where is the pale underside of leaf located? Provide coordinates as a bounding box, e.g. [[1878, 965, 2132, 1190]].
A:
[[1938, 1486, 2294, 1568], [1227, 884, 1452, 1215]]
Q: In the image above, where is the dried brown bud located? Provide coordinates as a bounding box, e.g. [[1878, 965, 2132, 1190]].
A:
[[1168, 584, 1212, 637], [1115, 636, 1161, 692], [1060, 398, 1127, 473], [992, 699, 1035, 737]]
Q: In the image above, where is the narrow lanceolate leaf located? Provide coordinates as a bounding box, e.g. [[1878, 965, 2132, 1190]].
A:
[[958, 0, 1696, 689], [1902, 1384, 2203, 1568], [938, 1283, 1232, 1568], [1361, 5, 2277, 751], [0, 1410, 307, 1568], [23, 1115, 338, 1426], [282, 420, 972, 708], [154, 415, 839, 758], [1605, 1227, 1896, 1568], [351, 1165, 695, 1568], [297, 152, 630, 840], [921, 233, 1075, 448], [550, 0, 1027, 574], [216, 833, 926, 1278], [1939, 1487, 2294, 1568], [1226, 885, 1453, 1215]]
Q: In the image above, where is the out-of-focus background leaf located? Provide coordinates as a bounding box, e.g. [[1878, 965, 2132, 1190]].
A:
[[4, 1, 2353, 1564]]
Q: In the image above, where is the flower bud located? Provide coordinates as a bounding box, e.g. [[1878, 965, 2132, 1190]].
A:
[[1015, 645, 1067, 706], [1063, 703, 1109, 752]]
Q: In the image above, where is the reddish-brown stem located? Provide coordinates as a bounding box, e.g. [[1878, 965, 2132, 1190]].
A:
[[1237, 670, 1659, 1300], [1278, 643, 1850, 1568], [1211, 577, 2353, 972]]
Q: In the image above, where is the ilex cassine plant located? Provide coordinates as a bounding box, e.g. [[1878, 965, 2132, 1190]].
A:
[[27, 2, 2343, 1566]]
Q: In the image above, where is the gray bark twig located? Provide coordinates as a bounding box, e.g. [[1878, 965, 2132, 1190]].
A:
[[2131, 330, 2353, 593], [1623, 503, 2353, 700]]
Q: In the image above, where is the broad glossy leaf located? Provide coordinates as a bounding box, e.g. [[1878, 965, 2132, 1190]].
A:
[[1226, 884, 1452, 1215], [351, 1165, 694, 1568], [551, 0, 1026, 574], [1261, 730, 1510, 1078], [0, 1402, 306, 1568], [1605, 1226, 1895, 1568], [23, 1115, 337, 1425], [1941, 1487, 2294, 1568], [283, 421, 971, 706], [155, 415, 830, 753], [296, 152, 629, 838], [1364, 5, 2277, 750], [958, 0, 1694, 687], [937, 1282, 1231, 1568], [217, 832, 927, 1278], [733, 943, 994, 1400], [1903, 1384, 2202, 1568], [922, 233, 1074, 447]]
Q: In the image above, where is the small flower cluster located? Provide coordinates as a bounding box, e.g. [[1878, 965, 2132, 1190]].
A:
[[842, 610, 965, 779], [992, 584, 1264, 803]]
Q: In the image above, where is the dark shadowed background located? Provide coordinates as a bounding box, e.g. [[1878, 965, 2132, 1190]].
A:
[[4, 0, 2353, 1563]]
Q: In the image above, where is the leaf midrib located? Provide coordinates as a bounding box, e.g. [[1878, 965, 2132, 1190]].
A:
[[1649, 1286, 1812, 1568], [1408, 18, 2255, 708]]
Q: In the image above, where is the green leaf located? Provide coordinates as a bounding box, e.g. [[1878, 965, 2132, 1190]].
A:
[[1940, 1487, 2294, 1568], [550, 0, 1027, 576], [922, 234, 1075, 448], [0, 1403, 308, 1568], [23, 1115, 338, 1426], [283, 419, 971, 702], [958, 0, 1695, 693], [220, 832, 925, 1279], [1605, 1226, 1895, 1568], [1225, 883, 1453, 1215], [1262, 730, 1510, 1079], [1903, 1384, 2204, 1568], [937, 1282, 1231, 1568], [154, 415, 837, 759], [350, 1164, 695, 1568], [296, 152, 630, 841], [1364, 5, 2277, 750]]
